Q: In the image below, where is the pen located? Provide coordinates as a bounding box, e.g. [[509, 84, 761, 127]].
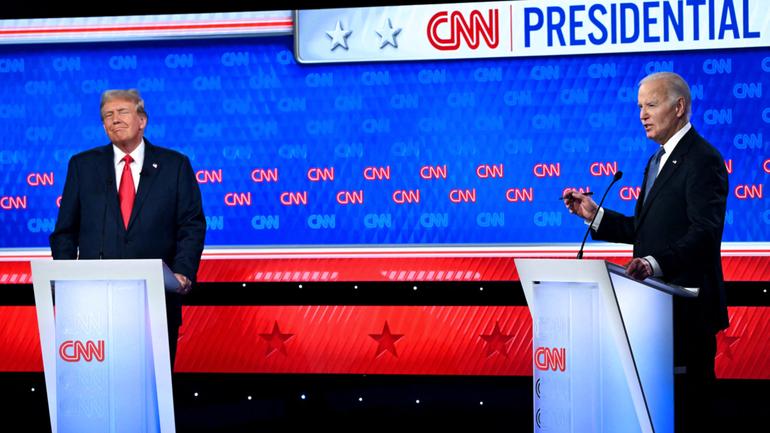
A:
[[558, 191, 594, 200]]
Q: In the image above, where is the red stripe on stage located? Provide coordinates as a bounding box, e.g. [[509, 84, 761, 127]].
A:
[[2, 255, 769, 283], [1, 305, 767, 379]]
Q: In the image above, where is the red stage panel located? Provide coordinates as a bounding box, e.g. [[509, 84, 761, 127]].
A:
[[0, 306, 43, 371], [175, 306, 533, 375], [1, 305, 767, 379], [715, 307, 770, 380]]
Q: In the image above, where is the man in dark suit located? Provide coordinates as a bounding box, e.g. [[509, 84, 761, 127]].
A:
[[50, 88, 206, 365], [565, 72, 728, 433]]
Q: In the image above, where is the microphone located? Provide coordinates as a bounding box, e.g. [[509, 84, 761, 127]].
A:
[[576, 171, 623, 259], [99, 179, 113, 260]]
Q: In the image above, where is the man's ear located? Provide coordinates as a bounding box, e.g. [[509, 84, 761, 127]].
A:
[[675, 97, 686, 118]]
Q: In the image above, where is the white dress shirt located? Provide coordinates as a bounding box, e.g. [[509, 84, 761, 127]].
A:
[[113, 140, 145, 193]]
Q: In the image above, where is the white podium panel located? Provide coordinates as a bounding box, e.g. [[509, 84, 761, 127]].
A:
[[610, 271, 675, 433], [31, 259, 177, 433], [516, 259, 695, 433]]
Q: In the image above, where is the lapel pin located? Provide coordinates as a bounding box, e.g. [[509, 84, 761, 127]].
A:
[[152, 163, 158, 168], [672, 160, 677, 164]]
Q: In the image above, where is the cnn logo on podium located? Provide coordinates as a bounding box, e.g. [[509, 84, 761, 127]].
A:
[[59, 340, 105, 362], [534, 346, 566, 372]]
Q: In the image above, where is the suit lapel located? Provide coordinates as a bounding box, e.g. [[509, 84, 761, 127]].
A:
[[636, 128, 695, 224], [635, 152, 655, 217], [97, 145, 122, 228], [127, 140, 161, 231]]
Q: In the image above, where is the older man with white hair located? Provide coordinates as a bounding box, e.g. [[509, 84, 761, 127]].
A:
[[565, 72, 729, 433]]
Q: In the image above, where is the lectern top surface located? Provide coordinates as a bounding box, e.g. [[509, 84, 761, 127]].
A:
[[606, 262, 698, 298]]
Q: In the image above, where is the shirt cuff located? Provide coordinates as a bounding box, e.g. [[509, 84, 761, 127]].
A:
[[584, 207, 604, 231], [644, 256, 663, 277]]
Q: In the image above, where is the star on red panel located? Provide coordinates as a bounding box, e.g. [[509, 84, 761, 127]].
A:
[[480, 321, 514, 358], [259, 321, 294, 357], [716, 329, 740, 360], [369, 321, 404, 358]]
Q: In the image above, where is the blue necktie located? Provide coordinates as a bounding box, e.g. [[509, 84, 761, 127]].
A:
[[643, 146, 665, 204]]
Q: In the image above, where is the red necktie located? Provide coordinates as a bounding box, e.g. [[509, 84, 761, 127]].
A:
[[118, 155, 135, 229]]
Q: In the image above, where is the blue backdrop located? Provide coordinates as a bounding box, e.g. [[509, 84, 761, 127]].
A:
[[0, 36, 766, 248]]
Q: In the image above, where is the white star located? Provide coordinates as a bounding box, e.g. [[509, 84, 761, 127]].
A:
[[326, 21, 352, 51], [375, 18, 402, 49]]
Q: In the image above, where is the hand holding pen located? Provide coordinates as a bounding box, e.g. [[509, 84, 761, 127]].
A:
[[562, 190, 598, 221], [558, 191, 594, 200]]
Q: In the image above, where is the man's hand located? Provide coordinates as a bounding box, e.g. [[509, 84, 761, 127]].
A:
[[174, 273, 192, 295], [564, 191, 598, 222], [625, 258, 653, 281]]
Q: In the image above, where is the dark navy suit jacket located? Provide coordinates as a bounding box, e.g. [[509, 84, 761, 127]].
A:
[[50, 139, 206, 326], [592, 128, 729, 358]]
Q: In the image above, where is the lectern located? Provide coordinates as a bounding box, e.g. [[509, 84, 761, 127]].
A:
[[515, 259, 698, 433], [31, 259, 179, 433]]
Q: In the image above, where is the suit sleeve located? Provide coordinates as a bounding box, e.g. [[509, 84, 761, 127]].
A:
[[653, 152, 728, 277], [591, 208, 636, 245], [49, 157, 80, 259], [171, 156, 206, 281]]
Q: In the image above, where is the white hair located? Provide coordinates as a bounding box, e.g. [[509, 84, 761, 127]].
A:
[[640, 72, 691, 120]]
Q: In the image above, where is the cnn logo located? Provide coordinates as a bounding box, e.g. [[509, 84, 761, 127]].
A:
[[59, 340, 105, 362], [534, 347, 566, 372], [427, 9, 499, 50]]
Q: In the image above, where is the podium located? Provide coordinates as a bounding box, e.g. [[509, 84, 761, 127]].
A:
[[515, 259, 698, 433], [31, 259, 180, 433]]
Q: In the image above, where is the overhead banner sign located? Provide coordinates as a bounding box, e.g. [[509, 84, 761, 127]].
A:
[[295, 0, 768, 63]]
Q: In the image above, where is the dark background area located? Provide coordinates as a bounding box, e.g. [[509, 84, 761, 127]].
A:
[[3, 371, 767, 432]]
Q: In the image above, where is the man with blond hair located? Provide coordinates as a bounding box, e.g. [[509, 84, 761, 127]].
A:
[[51, 89, 206, 366]]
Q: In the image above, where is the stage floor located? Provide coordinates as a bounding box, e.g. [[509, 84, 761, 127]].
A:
[[2, 373, 768, 432]]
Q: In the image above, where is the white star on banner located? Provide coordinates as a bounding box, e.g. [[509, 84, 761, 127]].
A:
[[326, 21, 352, 51], [375, 18, 402, 49]]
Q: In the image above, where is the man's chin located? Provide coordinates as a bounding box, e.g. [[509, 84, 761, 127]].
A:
[[110, 137, 139, 149]]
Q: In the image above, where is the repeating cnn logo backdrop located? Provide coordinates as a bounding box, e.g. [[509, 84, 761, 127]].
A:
[[0, 36, 767, 249]]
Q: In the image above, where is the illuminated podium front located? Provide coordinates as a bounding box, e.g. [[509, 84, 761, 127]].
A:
[[31, 259, 179, 433], [515, 259, 698, 433]]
